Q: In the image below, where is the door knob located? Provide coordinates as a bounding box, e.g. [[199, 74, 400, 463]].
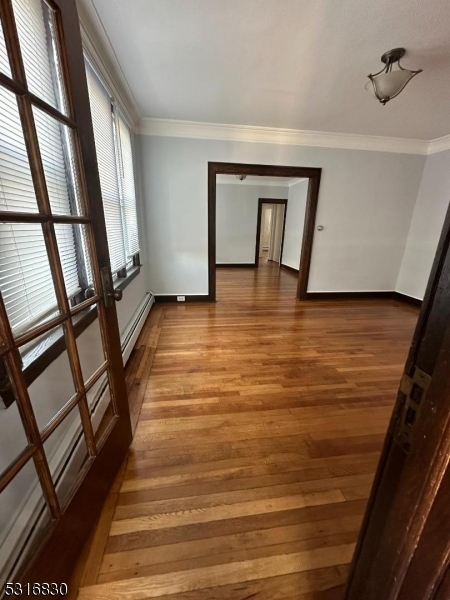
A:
[[101, 267, 123, 307], [109, 289, 123, 302]]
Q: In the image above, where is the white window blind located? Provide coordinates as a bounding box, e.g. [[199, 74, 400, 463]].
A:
[[116, 114, 139, 259], [0, 17, 11, 77], [85, 61, 140, 272], [0, 0, 80, 334], [85, 63, 127, 274]]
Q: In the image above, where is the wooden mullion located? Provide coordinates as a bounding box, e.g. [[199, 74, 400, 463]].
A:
[[61, 318, 97, 456], [0, 74, 77, 128], [40, 391, 81, 443], [84, 360, 109, 394], [29, 91, 77, 128], [0, 211, 91, 224], [0, 69, 25, 95], [0, 0, 27, 85], [70, 294, 100, 316], [0, 295, 61, 518], [0, 443, 36, 494], [14, 65, 98, 460], [13, 313, 67, 349]]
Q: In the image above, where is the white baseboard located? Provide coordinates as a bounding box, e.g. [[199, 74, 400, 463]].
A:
[[121, 292, 155, 365]]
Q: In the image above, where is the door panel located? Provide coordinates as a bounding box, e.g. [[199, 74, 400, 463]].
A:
[[0, 0, 131, 588], [345, 204, 450, 599]]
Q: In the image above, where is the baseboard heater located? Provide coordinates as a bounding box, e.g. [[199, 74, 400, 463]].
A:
[[121, 292, 155, 364]]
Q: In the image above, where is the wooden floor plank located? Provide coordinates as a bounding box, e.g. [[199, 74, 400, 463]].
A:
[[77, 258, 418, 598]]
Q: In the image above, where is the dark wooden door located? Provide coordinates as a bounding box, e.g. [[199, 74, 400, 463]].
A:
[[345, 203, 450, 599], [0, 0, 132, 588]]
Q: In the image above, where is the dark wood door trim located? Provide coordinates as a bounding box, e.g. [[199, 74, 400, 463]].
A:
[[255, 199, 288, 267], [208, 162, 321, 301]]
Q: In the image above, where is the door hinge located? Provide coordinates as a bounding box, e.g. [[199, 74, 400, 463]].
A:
[[395, 367, 431, 453]]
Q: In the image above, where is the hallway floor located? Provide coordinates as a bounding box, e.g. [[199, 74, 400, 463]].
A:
[[77, 261, 419, 599]]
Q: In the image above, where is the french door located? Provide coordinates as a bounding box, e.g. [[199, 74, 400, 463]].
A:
[[0, 0, 131, 588], [346, 201, 450, 598]]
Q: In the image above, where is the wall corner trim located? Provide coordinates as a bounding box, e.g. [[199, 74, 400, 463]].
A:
[[427, 134, 450, 155]]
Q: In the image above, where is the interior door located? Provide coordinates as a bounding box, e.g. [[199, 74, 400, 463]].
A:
[[0, 0, 132, 589], [345, 203, 450, 599]]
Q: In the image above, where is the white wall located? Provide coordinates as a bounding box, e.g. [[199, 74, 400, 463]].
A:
[[396, 150, 450, 300], [138, 135, 425, 294], [282, 180, 309, 270], [216, 183, 288, 264]]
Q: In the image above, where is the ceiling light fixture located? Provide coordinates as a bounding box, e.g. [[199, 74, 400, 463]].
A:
[[367, 48, 422, 105], [235, 175, 247, 181]]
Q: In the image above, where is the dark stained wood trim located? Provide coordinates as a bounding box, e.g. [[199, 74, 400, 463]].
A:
[[305, 291, 423, 306], [297, 172, 321, 300], [255, 199, 288, 268], [392, 292, 423, 308], [216, 263, 256, 268], [306, 291, 395, 301], [155, 295, 209, 303], [208, 163, 322, 302], [280, 263, 299, 275]]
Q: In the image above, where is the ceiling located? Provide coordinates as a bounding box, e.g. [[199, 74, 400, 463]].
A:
[[90, 0, 450, 140]]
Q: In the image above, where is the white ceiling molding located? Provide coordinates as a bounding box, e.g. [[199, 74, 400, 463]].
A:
[[138, 118, 431, 155], [427, 134, 450, 155], [76, 0, 140, 130]]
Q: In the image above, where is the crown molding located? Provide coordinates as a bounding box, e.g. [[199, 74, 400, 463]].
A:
[[76, 0, 140, 130], [138, 118, 433, 155], [427, 134, 450, 155]]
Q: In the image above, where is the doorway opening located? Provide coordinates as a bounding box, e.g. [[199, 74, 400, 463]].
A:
[[255, 199, 288, 268], [209, 162, 322, 302]]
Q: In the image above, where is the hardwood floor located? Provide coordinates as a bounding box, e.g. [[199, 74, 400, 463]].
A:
[[76, 260, 419, 599]]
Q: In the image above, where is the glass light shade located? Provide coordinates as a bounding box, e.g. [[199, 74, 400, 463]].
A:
[[372, 70, 416, 100]]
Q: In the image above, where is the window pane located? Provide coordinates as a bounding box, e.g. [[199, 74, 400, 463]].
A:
[[43, 407, 88, 508], [0, 459, 51, 589], [0, 222, 59, 335], [33, 107, 83, 216], [85, 62, 126, 273], [12, 0, 67, 114], [54, 223, 81, 298], [26, 332, 76, 431], [117, 114, 140, 258], [89, 373, 116, 445], [0, 86, 39, 214], [0, 18, 11, 77], [0, 374, 30, 473], [78, 316, 106, 385]]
